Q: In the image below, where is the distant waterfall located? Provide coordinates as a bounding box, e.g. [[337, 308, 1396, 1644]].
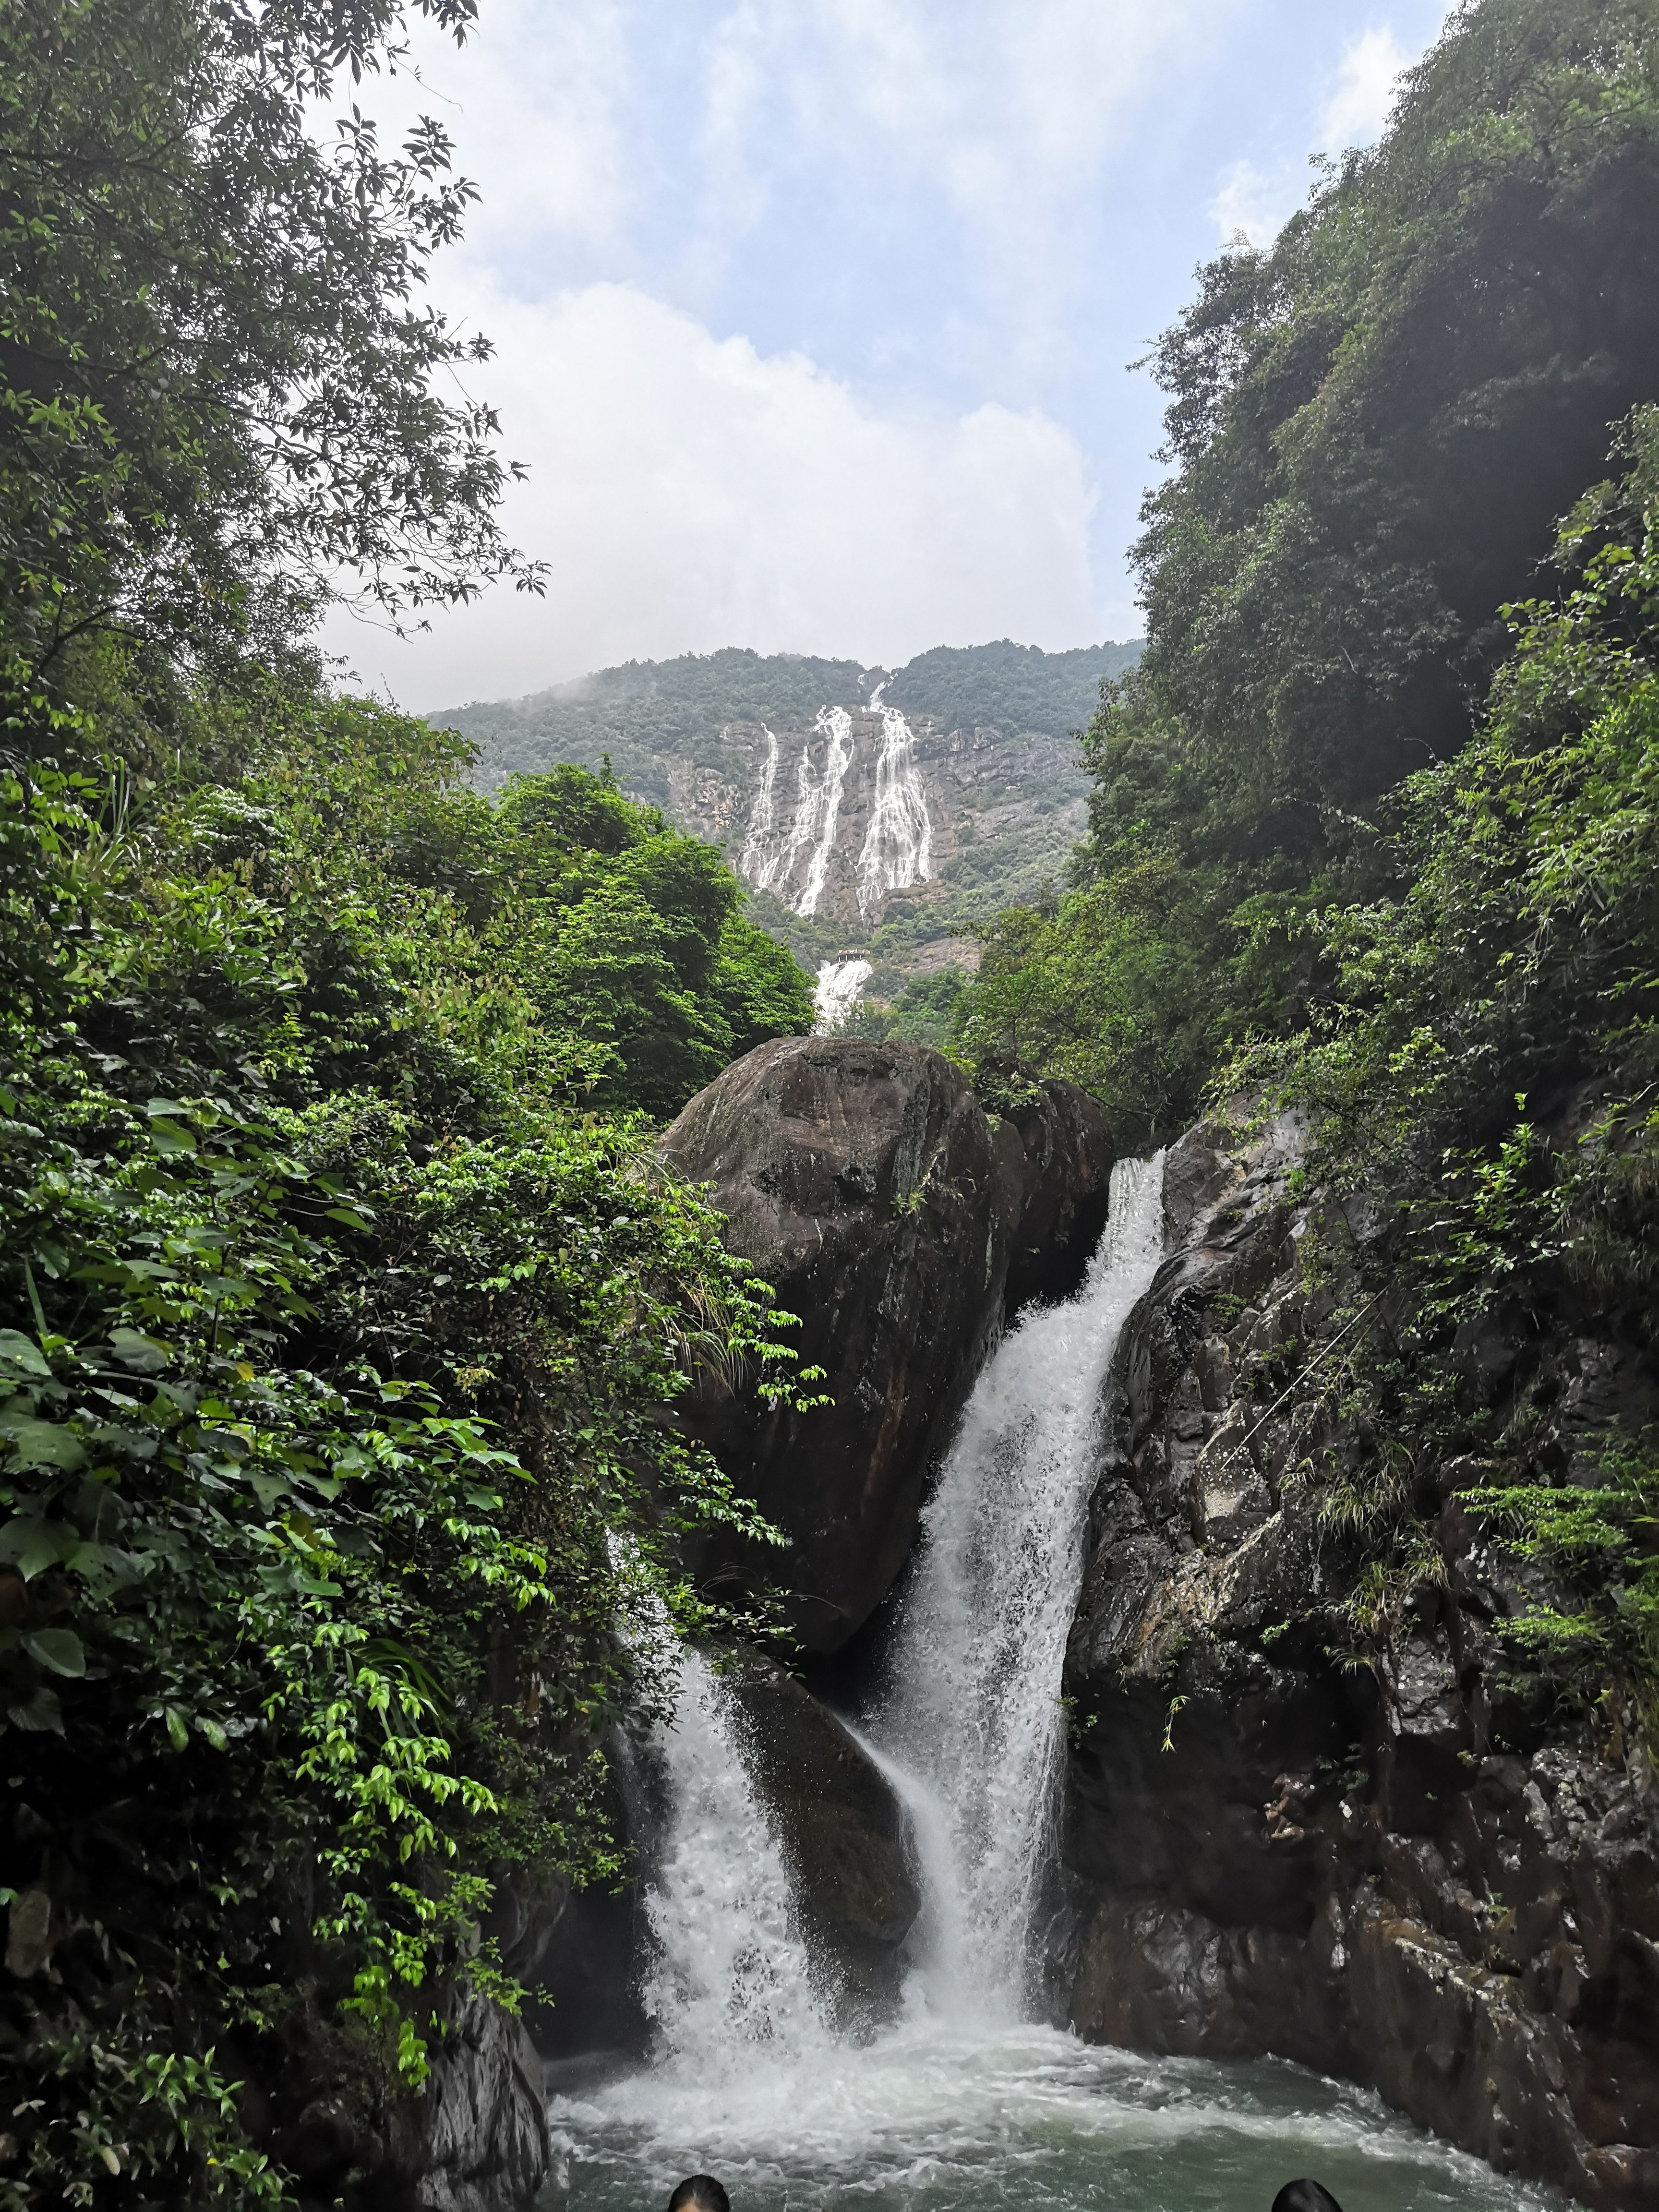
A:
[[736, 707, 854, 917], [739, 726, 783, 892], [637, 1648, 832, 2070], [791, 706, 854, 916], [856, 706, 933, 917], [869, 1155, 1166, 2013], [813, 956, 872, 1032]]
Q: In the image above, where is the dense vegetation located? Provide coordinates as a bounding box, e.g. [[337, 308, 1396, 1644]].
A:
[[440, 640, 1141, 805], [950, 0, 1659, 1726], [952, 0, 1659, 1146], [0, 3, 812, 2203]]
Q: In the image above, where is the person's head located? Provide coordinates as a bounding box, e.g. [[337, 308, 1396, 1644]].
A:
[[1272, 2184, 1343, 2212], [667, 2176, 729, 2212]]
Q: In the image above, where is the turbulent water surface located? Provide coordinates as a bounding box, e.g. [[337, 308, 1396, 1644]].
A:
[[541, 1164, 1566, 2212]]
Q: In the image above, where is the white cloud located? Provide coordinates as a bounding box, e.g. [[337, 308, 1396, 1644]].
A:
[[321, 282, 1102, 709], [320, 0, 637, 261], [1208, 159, 1295, 251], [1319, 24, 1410, 149], [692, 0, 1237, 375]]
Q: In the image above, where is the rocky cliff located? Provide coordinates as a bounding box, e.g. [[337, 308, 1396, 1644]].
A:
[[437, 641, 1142, 981], [1057, 1117, 1659, 2208], [659, 1036, 1114, 1648]]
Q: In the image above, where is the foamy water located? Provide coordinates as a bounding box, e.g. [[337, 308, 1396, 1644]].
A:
[[542, 1165, 1565, 2212]]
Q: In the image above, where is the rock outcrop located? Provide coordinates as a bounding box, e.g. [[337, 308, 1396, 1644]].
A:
[[660, 1037, 1112, 1649], [726, 1650, 919, 2027], [1058, 1117, 1659, 2209], [414, 1996, 551, 2212]]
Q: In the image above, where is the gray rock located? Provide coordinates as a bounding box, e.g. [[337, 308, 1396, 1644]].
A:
[[416, 1994, 551, 2212], [725, 1649, 920, 2028], [1058, 1106, 1659, 2210], [661, 1039, 1110, 1648]]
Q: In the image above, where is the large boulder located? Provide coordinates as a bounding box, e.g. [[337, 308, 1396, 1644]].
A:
[[1002, 1080, 1116, 1315], [726, 1650, 919, 2028], [660, 1038, 1114, 1648], [660, 1037, 1020, 1647]]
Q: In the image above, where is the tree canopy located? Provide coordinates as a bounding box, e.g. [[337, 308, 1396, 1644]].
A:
[[0, 0, 814, 2201]]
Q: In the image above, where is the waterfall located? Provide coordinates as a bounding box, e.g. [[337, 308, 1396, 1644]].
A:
[[738, 726, 783, 892], [791, 706, 854, 917], [812, 956, 872, 1032], [554, 1161, 1539, 2212], [631, 1159, 1164, 2068], [636, 1648, 831, 2072], [868, 1154, 1166, 2014], [855, 705, 933, 917], [733, 708, 853, 915]]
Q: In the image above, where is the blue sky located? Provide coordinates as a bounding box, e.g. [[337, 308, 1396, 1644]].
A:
[[322, 0, 1456, 708]]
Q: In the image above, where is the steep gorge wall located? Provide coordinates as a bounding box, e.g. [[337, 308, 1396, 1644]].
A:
[[1057, 1119, 1659, 2207]]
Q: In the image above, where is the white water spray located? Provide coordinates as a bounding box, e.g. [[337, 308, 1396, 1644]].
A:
[[812, 956, 872, 1032], [738, 727, 783, 893], [869, 1154, 1166, 2013], [856, 705, 933, 917], [636, 1649, 831, 2071], [791, 706, 854, 916]]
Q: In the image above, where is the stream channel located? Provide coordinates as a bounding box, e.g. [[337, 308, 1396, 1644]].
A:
[[540, 1163, 1564, 2212]]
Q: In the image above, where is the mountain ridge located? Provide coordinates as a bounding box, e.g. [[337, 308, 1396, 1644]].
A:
[[433, 638, 1143, 1001]]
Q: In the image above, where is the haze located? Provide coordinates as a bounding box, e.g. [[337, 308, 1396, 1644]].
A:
[[318, 0, 1456, 709]]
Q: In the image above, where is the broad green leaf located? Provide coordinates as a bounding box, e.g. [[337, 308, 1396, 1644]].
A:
[[0, 1417, 86, 1473], [108, 1328, 171, 1375], [0, 1518, 78, 1581], [23, 1628, 85, 1677], [0, 1331, 50, 1380], [7, 1685, 63, 1735]]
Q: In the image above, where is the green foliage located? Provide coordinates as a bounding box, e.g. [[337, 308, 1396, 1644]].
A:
[[950, 0, 1659, 1139], [0, 683, 809, 2202], [1465, 1439, 1659, 1700], [0, 0, 813, 2196], [441, 641, 1139, 803], [880, 639, 1142, 745], [492, 764, 814, 1118], [1243, 406, 1659, 1719], [842, 968, 966, 1050], [0, 0, 538, 675]]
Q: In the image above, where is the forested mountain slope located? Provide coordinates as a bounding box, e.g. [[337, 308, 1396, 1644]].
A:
[[434, 639, 1142, 997]]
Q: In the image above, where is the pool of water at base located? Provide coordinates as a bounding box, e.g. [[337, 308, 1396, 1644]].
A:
[[539, 2015, 1567, 2212]]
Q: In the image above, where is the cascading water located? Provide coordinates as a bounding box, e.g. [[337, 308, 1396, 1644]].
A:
[[811, 955, 871, 1032], [867, 1154, 1166, 2011], [855, 704, 932, 917], [634, 1649, 831, 2070], [791, 706, 853, 917], [737, 727, 782, 893], [545, 1166, 1564, 2212], [733, 707, 852, 915]]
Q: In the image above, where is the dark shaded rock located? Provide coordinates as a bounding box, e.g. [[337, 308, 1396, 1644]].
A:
[[414, 1994, 550, 2212], [726, 1649, 919, 2027], [1058, 1109, 1659, 2209], [660, 1037, 1026, 1648], [1002, 1081, 1116, 1314]]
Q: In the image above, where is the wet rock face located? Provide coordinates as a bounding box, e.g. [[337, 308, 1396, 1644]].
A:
[[726, 1650, 920, 2027], [1059, 1118, 1659, 2210], [1002, 1081, 1116, 1316], [414, 1996, 551, 2212], [661, 1038, 1111, 1649]]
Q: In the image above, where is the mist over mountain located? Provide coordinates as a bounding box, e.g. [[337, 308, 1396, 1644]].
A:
[[434, 638, 1142, 1000]]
